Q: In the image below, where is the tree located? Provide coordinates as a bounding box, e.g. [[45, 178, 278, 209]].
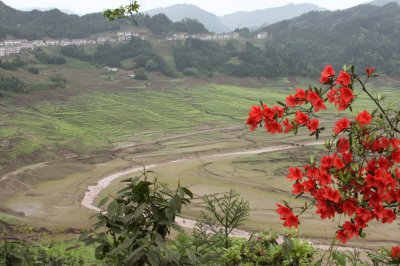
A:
[[198, 189, 250, 248], [246, 65, 400, 264], [83, 170, 194, 265]]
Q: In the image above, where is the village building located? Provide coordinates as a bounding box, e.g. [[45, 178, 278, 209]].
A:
[[256, 32, 268, 40]]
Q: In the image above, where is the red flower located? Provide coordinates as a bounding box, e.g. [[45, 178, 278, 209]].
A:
[[283, 118, 294, 133], [307, 119, 319, 132], [356, 110, 372, 126], [265, 120, 282, 134], [391, 150, 400, 163], [283, 213, 299, 228], [292, 182, 303, 194], [287, 167, 303, 180], [246, 105, 263, 131], [320, 65, 335, 84], [295, 111, 309, 125], [337, 138, 350, 154], [334, 117, 351, 134], [286, 95, 297, 107], [342, 221, 359, 238], [276, 204, 299, 228], [276, 203, 291, 218], [336, 71, 351, 86], [336, 230, 348, 244], [337, 87, 354, 110], [365, 67, 376, 77], [342, 200, 357, 216], [391, 246, 400, 260], [295, 88, 306, 102]]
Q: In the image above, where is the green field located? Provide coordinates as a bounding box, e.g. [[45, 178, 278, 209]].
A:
[[1, 61, 400, 250]]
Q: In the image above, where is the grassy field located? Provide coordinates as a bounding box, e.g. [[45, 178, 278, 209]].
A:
[[1, 60, 400, 251]]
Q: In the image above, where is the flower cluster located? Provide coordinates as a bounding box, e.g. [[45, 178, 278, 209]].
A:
[[247, 65, 399, 249]]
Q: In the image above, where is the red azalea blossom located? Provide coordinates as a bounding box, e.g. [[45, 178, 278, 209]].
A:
[[337, 87, 354, 110], [246, 105, 263, 131], [283, 118, 294, 133], [295, 111, 309, 125], [366, 67, 376, 77], [342, 221, 359, 238], [320, 65, 335, 84], [334, 117, 351, 134], [336, 71, 351, 86], [247, 64, 399, 247], [287, 167, 303, 180], [336, 230, 348, 244], [391, 246, 400, 260], [307, 119, 319, 132], [356, 110, 372, 126]]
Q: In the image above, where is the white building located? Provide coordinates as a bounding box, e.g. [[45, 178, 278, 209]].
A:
[[256, 32, 268, 40], [45, 40, 60, 46]]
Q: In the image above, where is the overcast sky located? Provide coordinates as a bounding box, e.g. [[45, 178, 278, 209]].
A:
[[2, 0, 372, 16]]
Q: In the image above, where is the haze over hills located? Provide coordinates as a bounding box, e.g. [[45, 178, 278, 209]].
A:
[[220, 3, 326, 30], [369, 0, 400, 5], [19, 7, 79, 15], [144, 4, 230, 33], [0, 1, 123, 39], [144, 2, 326, 32]]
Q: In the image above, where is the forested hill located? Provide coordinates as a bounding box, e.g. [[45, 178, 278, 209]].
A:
[[0, 1, 123, 39], [256, 3, 400, 76]]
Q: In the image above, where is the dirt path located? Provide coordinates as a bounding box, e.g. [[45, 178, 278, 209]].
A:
[[80, 141, 366, 252]]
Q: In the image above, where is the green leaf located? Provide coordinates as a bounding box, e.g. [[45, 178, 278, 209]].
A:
[[98, 196, 109, 207], [134, 203, 146, 220], [332, 251, 346, 266], [282, 236, 294, 256], [107, 201, 118, 217]]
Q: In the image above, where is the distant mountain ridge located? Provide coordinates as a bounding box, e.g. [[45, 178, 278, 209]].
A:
[[220, 3, 326, 30], [144, 3, 326, 32], [0, 1, 123, 39], [369, 0, 400, 6], [144, 4, 229, 33], [19, 7, 79, 15]]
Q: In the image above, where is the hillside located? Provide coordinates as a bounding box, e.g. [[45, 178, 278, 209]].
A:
[[145, 4, 229, 33], [0, 1, 123, 39], [369, 0, 400, 6], [258, 3, 400, 76], [220, 3, 326, 30]]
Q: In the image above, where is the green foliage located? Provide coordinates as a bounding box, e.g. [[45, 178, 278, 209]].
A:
[[0, 56, 26, 70], [27, 67, 39, 75], [84, 170, 193, 265], [33, 48, 66, 65], [61, 46, 92, 62], [49, 74, 67, 89], [93, 39, 175, 76], [0, 76, 26, 94], [134, 69, 148, 80], [0, 222, 85, 266], [148, 14, 173, 35], [173, 38, 230, 76], [200, 190, 250, 248], [103, 1, 140, 22], [171, 18, 209, 34], [221, 230, 315, 266], [0, 1, 123, 39]]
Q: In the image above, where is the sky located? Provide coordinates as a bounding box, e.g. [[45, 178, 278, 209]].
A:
[[2, 0, 372, 16]]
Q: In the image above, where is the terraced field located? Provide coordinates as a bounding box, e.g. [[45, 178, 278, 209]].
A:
[[1, 62, 399, 249]]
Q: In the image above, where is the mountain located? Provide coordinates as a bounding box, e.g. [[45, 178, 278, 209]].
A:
[[368, 0, 400, 6], [0, 1, 123, 39], [144, 4, 230, 33], [19, 7, 79, 15], [220, 3, 326, 30], [258, 2, 400, 76]]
